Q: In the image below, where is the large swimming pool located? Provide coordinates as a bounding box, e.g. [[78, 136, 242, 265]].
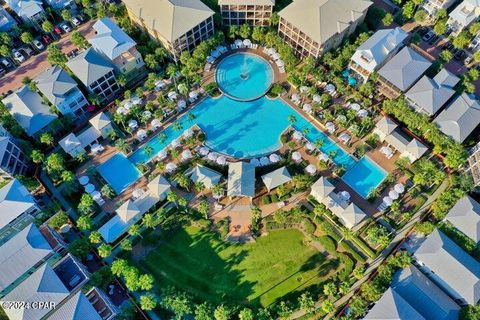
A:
[[216, 52, 273, 101], [97, 153, 141, 194], [103, 52, 386, 198]]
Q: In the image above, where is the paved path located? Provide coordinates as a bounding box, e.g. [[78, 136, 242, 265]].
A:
[[0, 20, 97, 94], [290, 179, 449, 319]]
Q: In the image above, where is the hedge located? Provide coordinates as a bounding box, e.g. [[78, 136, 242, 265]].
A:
[[351, 236, 377, 259], [303, 218, 316, 234], [317, 235, 337, 252], [338, 252, 355, 281]]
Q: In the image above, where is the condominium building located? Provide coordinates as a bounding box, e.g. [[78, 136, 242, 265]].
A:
[[447, 0, 480, 36], [219, 0, 275, 27], [66, 48, 120, 103], [278, 0, 372, 59], [422, 0, 457, 16], [35, 66, 89, 120], [6, 0, 44, 24], [122, 0, 215, 58], [466, 141, 480, 187], [0, 137, 28, 179], [89, 18, 145, 82]]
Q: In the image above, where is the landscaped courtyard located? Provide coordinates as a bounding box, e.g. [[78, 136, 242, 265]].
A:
[[139, 225, 338, 307]]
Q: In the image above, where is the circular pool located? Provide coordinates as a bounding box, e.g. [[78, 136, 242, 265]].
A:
[[215, 52, 273, 101]]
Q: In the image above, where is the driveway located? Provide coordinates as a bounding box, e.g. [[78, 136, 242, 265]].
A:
[[0, 19, 97, 95]]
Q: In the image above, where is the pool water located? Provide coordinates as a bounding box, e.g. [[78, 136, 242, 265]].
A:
[[342, 157, 387, 198], [96, 153, 141, 194], [216, 52, 273, 101]]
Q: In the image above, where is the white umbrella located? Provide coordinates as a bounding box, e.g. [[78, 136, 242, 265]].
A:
[[128, 120, 138, 130], [269, 153, 281, 163], [85, 184, 95, 194], [171, 139, 180, 148], [303, 104, 312, 113], [260, 156, 270, 166], [350, 103, 361, 111], [291, 93, 300, 102], [318, 152, 329, 162], [177, 100, 186, 110], [250, 158, 260, 167], [389, 190, 399, 200], [157, 149, 167, 160], [131, 96, 142, 105], [79, 176, 89, 185], [151, 119, 161, 129], [235, 39, 243, 47], [325, 84, 335, 93], [206, 56, 215, 64], [293, 131, 303, 140], [243, 39, 252, 47], [189, 91, 198, 100], [337, 115, 347, 123], [276, 59, 285, 67], [216, 156, 227, 166], [199, 146, 209, 156], [124, 101, 133, 110], [91, 144, 103, 154], [339, 133, 351, 144], [208, 152, 218, 161], [92, 190, 102, 200], [155, 79, 165, 88], [340, 191, 351, 202], [383, 196, 393, 207], [306, 164, 317, 175], [305, 142, 315, 151], [292, 151, 302, 162], [326, 122, 335, 130], [166, 162, 177, 173], [136, 129, 147, 140], [299, 86, 309, 93], [116, 106, 128, 115], [357, 109, 369, 118], [267, 47, 276, 55], [394, 183, 405, 194], [272, 52, 281, 60], [142, 111, 152, 120], [132, 188, 144, 199], [182, 150, 192, 160], [183, 128, 194, 138], [168, 91, 178, 100]]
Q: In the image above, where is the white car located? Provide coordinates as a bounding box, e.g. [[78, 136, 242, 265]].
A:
[[71, 17, 80, 26], [12, 50, 25, 63], [61, 24, 72, 33], [32, 39, 44, 50]]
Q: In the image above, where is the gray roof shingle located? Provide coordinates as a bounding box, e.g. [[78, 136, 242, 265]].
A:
[[89, 18, 137, 61], [47, 291, 102, 320], [35, 65, 79, 107], [0, 179, 36, 230], [66, 48, 115, 87], [445, 196, 480, 244]]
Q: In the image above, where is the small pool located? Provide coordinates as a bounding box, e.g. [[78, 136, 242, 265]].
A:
[[216, 52, 273, 101], [97, 153, 141, 194], [342, 157, 387, 198]]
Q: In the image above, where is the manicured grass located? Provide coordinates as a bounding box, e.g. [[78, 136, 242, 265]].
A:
[[140, 226, 336, 307]]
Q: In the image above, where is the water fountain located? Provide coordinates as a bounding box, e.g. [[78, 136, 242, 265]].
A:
[[239, 56, 249, 80]]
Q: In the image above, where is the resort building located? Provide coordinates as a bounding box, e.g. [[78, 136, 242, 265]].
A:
[[310, 177, 367, 229], [89, 18, 145, 82], [6, 0, 44, 25], [0, 179, 39, 233], [122, 0, 215, 58], [377, 47, 432, 98], [422, 0, 458, 16], [405, 68, 459, 116], [227, 162, 255, 199], [350, 27, 408, 83], [278, 0, 372, 59], [99, 175, 171, 243], [35, 66, 89, 120], [48, 290, 117, 320], [0, 7, 17, 32], [66, 48, 120, 103], [434, 93, 480, 143], [186, 164, 222, 189], [2, 86, 58, 137], [447, 0, 480, 36], [412, 229, 480, 305], [364, 265, 460, 320], [0, 223, 53, 296], [261, 166, 292, 192], [466, 141, 480, 187], [219, 0, 275, 27], [0, 137, 29, 179], [444, 196, 480, 244], [374, 116, 428, 163], [59, 112, 113, 157]]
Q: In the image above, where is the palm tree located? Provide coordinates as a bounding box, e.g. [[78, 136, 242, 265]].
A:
[[144, 146, 154, 157], [115, 139, 131, 154], [288, 114, 297, 126], [172, 121, 183, 132], [158, 133, 167, 144], [142, 213, 158, 229], [175, 173, 190, 191], [167, 191, 178, 207], [197, 199, 210, 219], [314, 139, 324, 149], [194, 181, 205, 193], [187, 113, 196, 122], [212, 184, 223, 199]]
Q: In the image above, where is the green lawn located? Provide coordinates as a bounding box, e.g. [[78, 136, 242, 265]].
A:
[[140, 226, 337, 307]]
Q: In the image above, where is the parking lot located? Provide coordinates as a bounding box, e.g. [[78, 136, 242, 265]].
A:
[[0, 19, 97, 95]]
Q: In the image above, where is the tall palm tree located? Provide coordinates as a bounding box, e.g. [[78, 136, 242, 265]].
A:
[[172, 121, 183, 132], [115, 139, 131, 154], [175, 173, 190, 191]]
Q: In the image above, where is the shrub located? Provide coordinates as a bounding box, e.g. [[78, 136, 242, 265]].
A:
[[317, 235, 337, 252], [262, 195, 271, 205], [270, 194, 279, 203], [338, 252, 355, 280], [303, 218, 316, 234]]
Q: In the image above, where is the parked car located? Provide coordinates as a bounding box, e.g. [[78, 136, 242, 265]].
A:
[[0, 57, 12, 69], [71, 16, 80, 26], [54, 26, 62, 35], [454, 50, 466, 61], [422, 31, 434, 42], [417, 26, 428, 36], [464, 55, 473, 65], [60, 22, 72, 33], [12, 49, 25, 63], [67, 48, 79, 59], [428, 34, 439, 45], [42, 34, 52, 44], [0, 65, 5, 77], [32, 38, 44, 51]]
